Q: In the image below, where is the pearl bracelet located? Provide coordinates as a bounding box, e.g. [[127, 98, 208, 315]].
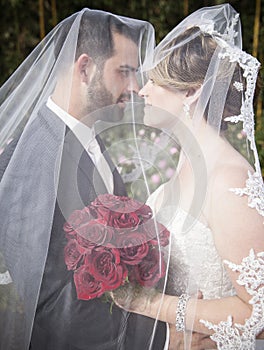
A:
[[175, 293, 190, 332]]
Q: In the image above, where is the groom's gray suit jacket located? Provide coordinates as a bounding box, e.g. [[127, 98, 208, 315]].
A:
[[0, 105, 166, 350]]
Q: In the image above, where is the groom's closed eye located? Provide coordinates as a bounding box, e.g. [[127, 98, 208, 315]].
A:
[[118, 65, 137, 78]]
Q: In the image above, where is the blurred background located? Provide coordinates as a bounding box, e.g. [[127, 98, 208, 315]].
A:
[[0, 0, 263, 174]]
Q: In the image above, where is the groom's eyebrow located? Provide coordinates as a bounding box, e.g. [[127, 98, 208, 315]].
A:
[[119, 65, 137, 72]]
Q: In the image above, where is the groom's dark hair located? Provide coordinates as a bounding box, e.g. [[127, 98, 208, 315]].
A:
[[54, 9, 144, 65]]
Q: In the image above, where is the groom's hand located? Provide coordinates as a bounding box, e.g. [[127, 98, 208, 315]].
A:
[[168, 291, 216, 349], [168, 325, 216, 349]]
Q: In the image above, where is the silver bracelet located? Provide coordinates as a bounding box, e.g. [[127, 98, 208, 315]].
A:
[[175, 293, 190, 332]]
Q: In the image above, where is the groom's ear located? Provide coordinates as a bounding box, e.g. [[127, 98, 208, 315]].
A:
[[76, 54, 96, 84], [185, 86, 201, 105]]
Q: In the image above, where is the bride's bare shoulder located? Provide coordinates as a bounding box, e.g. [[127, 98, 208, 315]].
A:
[[206, 147, 263, 240], [210, 145, 253, 192]]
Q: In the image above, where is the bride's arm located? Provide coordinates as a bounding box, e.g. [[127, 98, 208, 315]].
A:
[[113, 287, 251, 334], [113, 166, 264, 337], [207, 166, 264, 310]]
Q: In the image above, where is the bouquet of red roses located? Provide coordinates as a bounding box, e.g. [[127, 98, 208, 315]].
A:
[[63, 194, 170, 300]]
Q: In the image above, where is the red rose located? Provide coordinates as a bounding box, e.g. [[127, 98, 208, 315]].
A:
[[76, 219, 114, 248], [90, 194, 121, 221], [115, 232, 149, 264], [64, 194, 170, 300], [91, 194, 124, 210], [64, 239, 86, 270], [143, 219, 170, 247], [63, 207, 95, 235], [91, 195, 152, 229], [74, 265, 106, 300], [116, 197, 148, 214], [135, 204, 152, 222], [92, 194, 146, 214], [88, 245, 128, 291], [132, 248, 166, 287], [108, 212, 141, 229]]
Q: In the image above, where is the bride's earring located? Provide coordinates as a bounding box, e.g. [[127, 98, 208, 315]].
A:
[[183, 103, 191, 119]]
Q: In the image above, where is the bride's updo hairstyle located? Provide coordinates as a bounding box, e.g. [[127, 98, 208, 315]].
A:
[[145, 3, 263, 220], [149, 26, 246, 131]]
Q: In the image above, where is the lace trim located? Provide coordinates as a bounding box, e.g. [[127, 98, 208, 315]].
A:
[[221, 46, 260, 149], [0, 270, 12, 285], [229, 171, 264, 217], [199, 13, 240, 46], [200, 249, 264, 349], [219, 47, 264, 218], [198, 14, 263, 218]]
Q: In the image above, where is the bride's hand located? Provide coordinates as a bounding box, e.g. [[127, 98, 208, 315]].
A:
[[111, 287, 217, 349], [111, 285, 203, 326], [110, 284, 162, 316], [111, 284, 182, 326]]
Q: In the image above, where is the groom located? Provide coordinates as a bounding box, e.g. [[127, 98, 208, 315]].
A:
[[0, 9, 166, 350]]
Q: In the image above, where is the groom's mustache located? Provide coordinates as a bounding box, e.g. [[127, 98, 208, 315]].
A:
[[117, 93, 134, 104]]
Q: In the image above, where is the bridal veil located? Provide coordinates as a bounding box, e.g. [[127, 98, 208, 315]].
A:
[[138, 3, 264, 349], [0, 9, 155, 349]]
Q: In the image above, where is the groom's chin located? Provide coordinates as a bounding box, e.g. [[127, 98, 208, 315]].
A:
[[82, 104, 126, 124]]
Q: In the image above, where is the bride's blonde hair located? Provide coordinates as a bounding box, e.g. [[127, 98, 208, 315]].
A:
[[149, 26, 251, 130]]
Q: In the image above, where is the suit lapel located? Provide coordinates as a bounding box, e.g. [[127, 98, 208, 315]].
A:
[[96, 135, 127, 196], [63, 130, 126, 201], [60, 127, 108, 213]]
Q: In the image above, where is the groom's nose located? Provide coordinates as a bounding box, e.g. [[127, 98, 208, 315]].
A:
[[127, 75, 140, 94]]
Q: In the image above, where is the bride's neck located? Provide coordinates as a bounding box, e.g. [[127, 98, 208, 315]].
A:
[[173, 122, 226, 175]]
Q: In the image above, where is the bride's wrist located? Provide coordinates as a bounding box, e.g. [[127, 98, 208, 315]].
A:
[[175, 294, 191, 331], [163, 294, 193, 331]]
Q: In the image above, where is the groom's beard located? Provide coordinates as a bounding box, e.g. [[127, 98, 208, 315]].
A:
[[86, 70, 114, 115], [85, 70, 129, 123]]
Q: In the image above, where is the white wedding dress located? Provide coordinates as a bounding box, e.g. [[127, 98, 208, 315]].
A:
[[147, 184, 235, 299], [147, 184, 264, 350]]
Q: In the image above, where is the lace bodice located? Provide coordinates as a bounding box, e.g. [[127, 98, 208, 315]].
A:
[[147, 185, 264, 349], [147, 188, 235, 299], [163, 208, 235, 299]]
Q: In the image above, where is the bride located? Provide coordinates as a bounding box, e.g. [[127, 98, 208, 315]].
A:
[[113, 4, 264, 349]]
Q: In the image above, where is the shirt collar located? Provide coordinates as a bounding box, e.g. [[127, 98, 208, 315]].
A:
[[46, 96, 94, 150]]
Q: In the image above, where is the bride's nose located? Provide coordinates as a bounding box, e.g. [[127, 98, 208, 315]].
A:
[[138, 84, 148, 98]]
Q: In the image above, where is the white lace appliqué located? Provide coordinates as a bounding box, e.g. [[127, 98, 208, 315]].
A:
[[200, 21, 264, 218], [0, 270, 12, 285], [199, 13, 239, 46], [229, 171, 264, 217], [220, 47, 264, 217], [200, 249, 264, 349]]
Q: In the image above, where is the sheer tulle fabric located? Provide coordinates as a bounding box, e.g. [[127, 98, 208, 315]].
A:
[[138, 3, 264, 349], [0, 4, 263, 350], [0, 9, 166, 350]]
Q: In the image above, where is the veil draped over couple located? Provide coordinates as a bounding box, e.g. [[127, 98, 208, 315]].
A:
[[0, 4, 263, 350]]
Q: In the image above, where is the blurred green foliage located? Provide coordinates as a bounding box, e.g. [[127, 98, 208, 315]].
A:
[[0, 0, 263, 172], [0, 0, 263, 313]]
